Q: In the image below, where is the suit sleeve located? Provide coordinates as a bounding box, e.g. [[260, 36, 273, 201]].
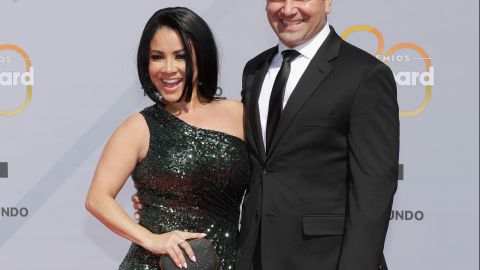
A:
[[241, 60, 253, 104], [337, 63, 399, 270]]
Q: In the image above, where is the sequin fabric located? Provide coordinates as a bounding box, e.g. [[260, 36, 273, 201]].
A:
[[119, 104, 250, 270]]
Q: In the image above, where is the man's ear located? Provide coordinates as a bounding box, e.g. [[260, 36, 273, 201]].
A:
[[325, 0, 332, 15]]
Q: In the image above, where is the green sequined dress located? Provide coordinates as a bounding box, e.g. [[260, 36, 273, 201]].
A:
[[119, 104, 250, 270]]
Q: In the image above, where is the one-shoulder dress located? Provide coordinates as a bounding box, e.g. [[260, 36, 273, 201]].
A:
[[119, 104, 250, 270]]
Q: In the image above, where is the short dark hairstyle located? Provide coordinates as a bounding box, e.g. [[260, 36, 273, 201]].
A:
[[137, 7, 219, 103]]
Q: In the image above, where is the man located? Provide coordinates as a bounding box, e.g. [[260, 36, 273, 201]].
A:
[[235, 0, 399, 270], [133, 1, 399, 269]]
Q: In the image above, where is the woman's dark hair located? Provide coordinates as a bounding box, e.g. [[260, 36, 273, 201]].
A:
[[137, 7, 219, 103]]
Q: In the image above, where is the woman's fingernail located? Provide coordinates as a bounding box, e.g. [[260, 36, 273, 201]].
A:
[[201, 233, 207, 237], [184, 262, 188, 268], [192, 256, 197, 262]]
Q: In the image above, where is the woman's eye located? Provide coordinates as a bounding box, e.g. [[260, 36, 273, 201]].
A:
[[176, 54, 186, 60], [150, 54, 163, 60]]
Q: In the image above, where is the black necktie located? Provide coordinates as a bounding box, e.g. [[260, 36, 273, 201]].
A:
[[266, 49, 300, 153]]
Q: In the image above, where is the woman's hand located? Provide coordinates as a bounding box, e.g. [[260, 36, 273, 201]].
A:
[[144, 230, 207, 269]]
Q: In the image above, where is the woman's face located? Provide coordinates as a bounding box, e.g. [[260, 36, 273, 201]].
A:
[[148, 27, 197, 103]]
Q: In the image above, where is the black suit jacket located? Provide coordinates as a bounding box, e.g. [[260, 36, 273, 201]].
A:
[[236, 27, 399, 270]]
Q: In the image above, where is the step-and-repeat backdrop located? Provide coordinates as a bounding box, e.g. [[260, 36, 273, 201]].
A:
[[1, 0, 478, 269]]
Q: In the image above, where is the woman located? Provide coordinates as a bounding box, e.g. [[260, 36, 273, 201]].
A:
[[86, 7, 249, 270]]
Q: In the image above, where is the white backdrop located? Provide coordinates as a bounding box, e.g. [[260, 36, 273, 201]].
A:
[[0, 0, 478, 269]]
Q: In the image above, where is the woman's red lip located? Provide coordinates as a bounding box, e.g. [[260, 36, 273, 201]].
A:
[[160, 79, 183, 92]]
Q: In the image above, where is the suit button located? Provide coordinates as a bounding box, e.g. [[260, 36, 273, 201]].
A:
[[263, 167, 272, 175], [255, 210, 260, 220]]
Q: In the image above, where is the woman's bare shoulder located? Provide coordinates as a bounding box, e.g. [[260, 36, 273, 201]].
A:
[[215, 99, 244, 117], [109, 112, 149, 149], [121, 113, 149, 134]]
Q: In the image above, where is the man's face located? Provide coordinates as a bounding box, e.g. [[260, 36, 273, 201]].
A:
[[266, 0, 332, 48]]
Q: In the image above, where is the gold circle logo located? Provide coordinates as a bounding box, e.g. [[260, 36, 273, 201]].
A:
[[341, 25, 432, 117], [0, 44, 32, 117]]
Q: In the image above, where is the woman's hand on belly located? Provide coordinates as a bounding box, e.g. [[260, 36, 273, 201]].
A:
[[143, 230, 207, 269]]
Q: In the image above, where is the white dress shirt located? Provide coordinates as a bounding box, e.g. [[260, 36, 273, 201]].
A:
[[258, 23, 331, 147]]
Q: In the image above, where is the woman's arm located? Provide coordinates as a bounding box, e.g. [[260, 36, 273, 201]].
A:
[[85, 113, 204, 269], [85, 113, 151, 246]]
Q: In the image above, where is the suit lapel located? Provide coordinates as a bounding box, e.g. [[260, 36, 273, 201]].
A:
[[248, 47, 278, 163], [266, 28, 342, 160]]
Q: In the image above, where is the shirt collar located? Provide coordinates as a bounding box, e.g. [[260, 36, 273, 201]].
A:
[[277, 22, 331, 60]]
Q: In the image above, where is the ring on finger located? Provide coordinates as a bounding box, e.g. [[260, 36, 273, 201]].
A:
[[178, 239, 186, 246]]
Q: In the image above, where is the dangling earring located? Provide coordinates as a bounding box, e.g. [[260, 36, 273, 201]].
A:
[[151, 85, 162, 99]]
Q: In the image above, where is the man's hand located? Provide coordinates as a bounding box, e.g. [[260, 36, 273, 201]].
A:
[[131, 194, 143, 220]]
